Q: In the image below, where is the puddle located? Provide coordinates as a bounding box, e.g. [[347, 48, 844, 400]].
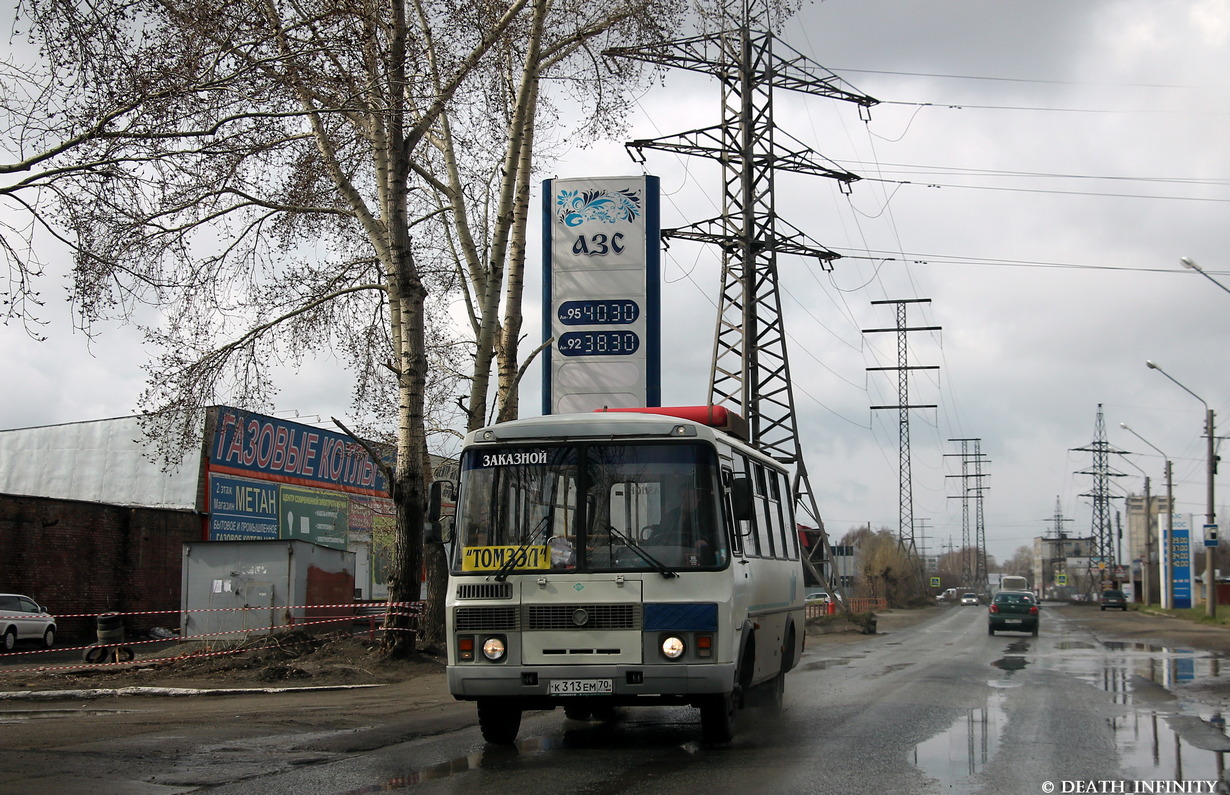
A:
[[988, 638, 1032, 675], [799, 658, 852, 672], [1132, 652, 1221, 688], [912, 689, 1007, 785], [343, 736, 557, 791], [341, 720, 706, 792], [991, 655, 1029, 673], [1111, 710, 1230, 783], [1056, 647, 1227, 693], [1102, 641, 1169, 654], [914, 630, 1230, 789], [1021, 633, 1230, 784]]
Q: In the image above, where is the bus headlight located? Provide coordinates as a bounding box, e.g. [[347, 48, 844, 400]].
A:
[[482, 636, 507, 661], [661, 636, 686, 659]]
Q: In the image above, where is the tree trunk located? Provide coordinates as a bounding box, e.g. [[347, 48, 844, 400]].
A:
[[384, 463, 423, 657], [494, 6, 544, 424], [383, 246, 431, 657], [495, 73, 538, 423], [419, 441, 448, 646], [421, 536, 449, 647]]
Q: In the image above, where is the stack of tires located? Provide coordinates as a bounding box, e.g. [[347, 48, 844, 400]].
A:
[[83, 613, 134, 663]]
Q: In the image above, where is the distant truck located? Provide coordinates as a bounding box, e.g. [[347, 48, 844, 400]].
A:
[[1000, 575, 1029, 592]]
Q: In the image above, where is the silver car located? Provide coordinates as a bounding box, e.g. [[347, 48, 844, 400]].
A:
[[0, 593, 57, 651]]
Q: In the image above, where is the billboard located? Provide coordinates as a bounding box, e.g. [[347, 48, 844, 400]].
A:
[[208, 406, 389, 496], [203, 407, 395, 595], [208, 475, 279, 541], [542, 176, 661, 414], [280, 485, 350, 550]]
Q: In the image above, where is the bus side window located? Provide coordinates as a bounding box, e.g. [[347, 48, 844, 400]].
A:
[[753, 463, 776, 558], [768, 470, 792, 560], [778, 470, 800, 559], [722, 468, 744, 556], [732, 454, 759, 556]]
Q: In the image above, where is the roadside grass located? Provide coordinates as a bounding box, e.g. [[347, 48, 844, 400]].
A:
[[1136, 603, 1230, 626]]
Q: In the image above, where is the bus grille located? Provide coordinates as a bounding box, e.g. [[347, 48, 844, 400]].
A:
[[455, 606, 519, 632], [525, 603, 641, 631], [456, 582, 512, 600]]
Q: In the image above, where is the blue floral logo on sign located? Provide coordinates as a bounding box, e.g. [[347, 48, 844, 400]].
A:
[[557, 187, 642, 227]]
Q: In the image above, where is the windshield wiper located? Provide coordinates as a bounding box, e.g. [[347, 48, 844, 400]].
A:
[[605, 525, 678, 579], [492, 515, 551, 582]]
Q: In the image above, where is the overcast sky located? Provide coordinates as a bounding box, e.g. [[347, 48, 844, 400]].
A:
[[3, 0, 1228, 564]]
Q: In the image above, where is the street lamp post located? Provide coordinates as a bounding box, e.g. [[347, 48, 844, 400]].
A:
[[1145, 360, 1219, 617], [1121, 422, 1174, 609], [1181, 257, 1230, 295]]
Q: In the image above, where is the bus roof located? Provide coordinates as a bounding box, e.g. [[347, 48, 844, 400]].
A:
[[464, 407, 766, 460]]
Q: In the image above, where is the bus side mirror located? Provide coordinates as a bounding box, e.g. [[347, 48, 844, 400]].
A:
[[730, 477, 752, 522], [426, 480, 456, 544]]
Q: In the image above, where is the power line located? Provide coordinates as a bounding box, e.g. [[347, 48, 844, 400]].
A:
[[834, 160, 1230, 188], [824, 66, 1219, 92], [830, 249, 1230, 276], [856, 176, 1230, 204], [875, 98, 1230, 116]]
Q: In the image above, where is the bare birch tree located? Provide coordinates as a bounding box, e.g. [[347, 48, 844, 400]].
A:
[[4, 0, 685, 652], [4, 0, 540, 656], [408, 0, 685, 641], [412, 0, 683, 430]]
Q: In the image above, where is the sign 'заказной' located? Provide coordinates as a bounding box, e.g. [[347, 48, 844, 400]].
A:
[[542, 176, 661, 414]]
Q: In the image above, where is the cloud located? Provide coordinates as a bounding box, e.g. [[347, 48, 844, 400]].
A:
[[4, 1, 1228, 567]]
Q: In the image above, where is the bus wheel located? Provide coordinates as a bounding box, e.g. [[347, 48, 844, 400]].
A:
[[700, 691, 737, 744], [477, 699, 522, 745]]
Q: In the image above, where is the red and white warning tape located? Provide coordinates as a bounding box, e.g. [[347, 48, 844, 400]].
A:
[[0, 601, 427, 674]]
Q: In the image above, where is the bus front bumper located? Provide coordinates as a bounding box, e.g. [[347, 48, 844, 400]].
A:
[[448, 662, 735, 703]]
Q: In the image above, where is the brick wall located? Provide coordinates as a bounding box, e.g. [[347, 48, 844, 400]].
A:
[[0, 493, 202, 641]]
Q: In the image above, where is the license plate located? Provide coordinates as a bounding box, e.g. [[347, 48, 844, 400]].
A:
[[549, 679, 613, 696], [1005, 619, 1022, 624]]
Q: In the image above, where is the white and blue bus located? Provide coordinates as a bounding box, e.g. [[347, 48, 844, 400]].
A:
[[436, 406, 806, 745]]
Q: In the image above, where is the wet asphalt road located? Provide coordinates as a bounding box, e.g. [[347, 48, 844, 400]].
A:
[[6, 603, 1230, 794], [211, 604, 1230, 794]]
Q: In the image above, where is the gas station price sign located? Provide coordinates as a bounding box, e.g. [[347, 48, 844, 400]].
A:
[[542, 176, 661, 414], [557, 299, 641, 326]]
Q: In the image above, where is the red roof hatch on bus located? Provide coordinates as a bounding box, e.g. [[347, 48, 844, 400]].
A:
[[593, 405, 749, 441]]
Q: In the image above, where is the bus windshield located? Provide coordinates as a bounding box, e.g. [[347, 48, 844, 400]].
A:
[[452, 442, 728, 575]]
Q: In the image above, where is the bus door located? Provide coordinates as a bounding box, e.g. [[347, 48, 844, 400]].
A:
[[727, 454, 754, 609]]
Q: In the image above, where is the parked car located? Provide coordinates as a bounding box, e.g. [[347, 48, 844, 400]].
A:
[[988, 591, 1039, 636], [0, 593, 56, 651], [804, 591, 830, 605], [1100, 589, 1128, 611], [960, 592, 980, 606]]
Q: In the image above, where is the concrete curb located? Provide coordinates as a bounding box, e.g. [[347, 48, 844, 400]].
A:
[[0, 683, 386, 701]]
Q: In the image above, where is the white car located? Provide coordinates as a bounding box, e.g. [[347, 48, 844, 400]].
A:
[[0, 593, 57, 651], [960, 593, 980, 606]]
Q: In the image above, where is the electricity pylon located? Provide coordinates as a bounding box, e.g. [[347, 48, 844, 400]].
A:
[[1072, 403, 1128, 592], [946, 438, 990, 590], [605, 0, 877, 593], [865, 298, 940, 556]]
